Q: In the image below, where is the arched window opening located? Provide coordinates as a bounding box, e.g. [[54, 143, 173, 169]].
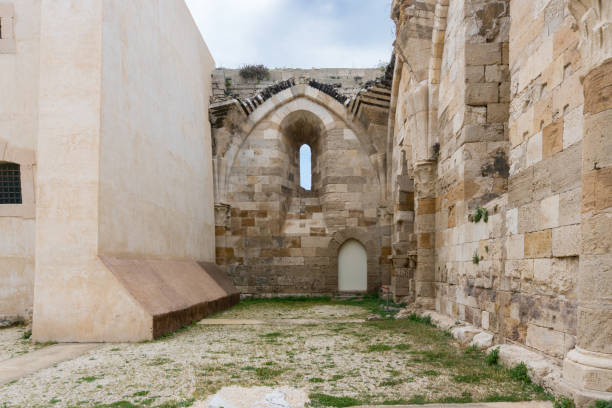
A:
[[299, 144, 312, 190], [0, 162, 21, 204]]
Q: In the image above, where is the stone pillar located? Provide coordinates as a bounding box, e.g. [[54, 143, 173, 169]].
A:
[[562, 2, 612, 401], [391, 171, 416, 301], [414, 160, 437, 308], [562, 57, 612, 397]]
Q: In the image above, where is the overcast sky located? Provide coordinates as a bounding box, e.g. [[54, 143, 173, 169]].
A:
[[185, 0, 395, 69]]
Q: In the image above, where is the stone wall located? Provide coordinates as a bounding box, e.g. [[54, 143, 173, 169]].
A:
[[389, 0, 612, 401], [212, 68, 383, 104], [0, 0, 40, 323], [98, 0, 216, 262], [212, 75, 393, 295], [32, 0, 220, 342]]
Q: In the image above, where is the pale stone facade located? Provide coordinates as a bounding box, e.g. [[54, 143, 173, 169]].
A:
[[0, 0, 236, 342]]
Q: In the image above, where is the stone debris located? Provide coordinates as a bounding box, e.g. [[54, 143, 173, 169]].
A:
[[470, 332, 494, 349], [198, 386, 308, 408]]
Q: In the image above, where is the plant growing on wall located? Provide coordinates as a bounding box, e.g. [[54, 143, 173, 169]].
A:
[[239, 64, 270, 81], [471, 207, 489, 223], [472, 251, 480, 264]]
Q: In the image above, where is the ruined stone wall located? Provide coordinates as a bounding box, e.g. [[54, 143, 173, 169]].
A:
[[391, 0, 579, 360], [212, 68, 383, 104], [213, 79, 393, 295], [391, 0, 612, 398], [0, 0, 40, 323]]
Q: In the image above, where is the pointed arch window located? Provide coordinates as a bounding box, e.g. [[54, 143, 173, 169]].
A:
[[299, 144, 312, 190], [0, 162, 22, 204]]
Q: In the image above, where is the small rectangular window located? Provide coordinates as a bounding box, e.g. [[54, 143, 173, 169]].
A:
[[0, 162, 22, 204]]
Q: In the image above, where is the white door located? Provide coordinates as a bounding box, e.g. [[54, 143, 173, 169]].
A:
[[338, 239, 367, 292]]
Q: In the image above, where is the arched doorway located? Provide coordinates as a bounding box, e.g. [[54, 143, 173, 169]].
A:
[[338, 239, 367, 292]]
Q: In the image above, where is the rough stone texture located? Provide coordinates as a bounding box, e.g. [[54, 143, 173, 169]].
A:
[[212, 78, 392, 295], [389, 0, 612, 403]]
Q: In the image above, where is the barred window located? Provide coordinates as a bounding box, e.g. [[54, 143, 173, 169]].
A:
[[0, 162, 22, 204]]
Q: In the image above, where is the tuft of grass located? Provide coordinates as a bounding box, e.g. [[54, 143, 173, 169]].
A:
[[260, 332, 283, 339], [472, 207, 489, 223], [554, 397, 576, 408], [486, 347, 500, 365], [408, 313, 434, 326], [22, 329, 32, 340], [453, 374, 481, 383], [309, 377, 324, 383], [79, 375, 102, 383], [473, 251, 480, 264], [309, 393, 360, 408], [254, 367, 284, 380], [484, 394, 523, 402], [509, 362, 531, 384], [394, 343, 411, 350], [366, 344, 393, 352], [589, 402, 612, 408]]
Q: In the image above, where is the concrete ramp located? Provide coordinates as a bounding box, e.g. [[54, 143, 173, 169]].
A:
[[101, 258, 240, 339]]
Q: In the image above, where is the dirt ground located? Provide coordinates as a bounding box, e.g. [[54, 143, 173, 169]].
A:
[[0, 298, 550, 408]]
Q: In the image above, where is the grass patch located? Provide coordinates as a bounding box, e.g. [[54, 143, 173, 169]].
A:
[[486, 347, 500, 365], [453, 374, 481, 383], [408, 313, 434, 326], [366, 344, 393, 352], [309, 377, 324, 383], [255, 367, 284, 380], [509, 362, 531, 384], [78, 375, 102, 383], [309, 393, 360, 408]]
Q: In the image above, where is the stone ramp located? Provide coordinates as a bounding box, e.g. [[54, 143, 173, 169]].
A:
[[352, 403, 553, 408], [198, 318, 363, 326], [0, 343, 99, 385], [197, 386, 553, 408], [102, 258, 240, 338]]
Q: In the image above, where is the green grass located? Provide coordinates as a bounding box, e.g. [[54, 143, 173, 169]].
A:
[[254, 367, 284, 380], [509, 362, 531, 383], [366, 344, 393, 352], [308, 393, 360, 408], [590, 401, 612, 408], [453, 373, 481, 383], [486, 347, 500, 365]]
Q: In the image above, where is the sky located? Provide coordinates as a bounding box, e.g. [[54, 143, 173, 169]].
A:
[[185, 0, 395, 69]]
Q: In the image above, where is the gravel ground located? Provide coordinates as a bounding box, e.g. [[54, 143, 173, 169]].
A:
[[0, 301, 548, 408], [0, 326, 38, 363]]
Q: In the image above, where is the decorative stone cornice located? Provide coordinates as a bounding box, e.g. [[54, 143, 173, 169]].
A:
[[569, 0, 612, 70]]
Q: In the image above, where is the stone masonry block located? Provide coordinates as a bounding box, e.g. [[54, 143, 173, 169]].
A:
[[466, 83, 499, 106], [466, 42, 501, 66], [466, 65, 485, 83], [524, 230, 552, 258], [552, 224, 580, 257], [487, 103, 509, 123], [540, 194, 559, 230], [542, 119, 563, 159]]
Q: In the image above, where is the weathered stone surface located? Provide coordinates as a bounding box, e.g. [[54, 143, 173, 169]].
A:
[[470, 331, 494, 349], [524, 230, 552, 258]]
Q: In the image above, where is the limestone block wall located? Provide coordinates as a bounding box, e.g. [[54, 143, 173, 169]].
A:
[[212, 68, 383, 104], [213, 83, 392, 295], [0, 0, 40, 322], [389, 0, 596, 365]]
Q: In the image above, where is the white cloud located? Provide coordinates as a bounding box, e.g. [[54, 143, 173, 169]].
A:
[[185, 0, 393, 68]]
